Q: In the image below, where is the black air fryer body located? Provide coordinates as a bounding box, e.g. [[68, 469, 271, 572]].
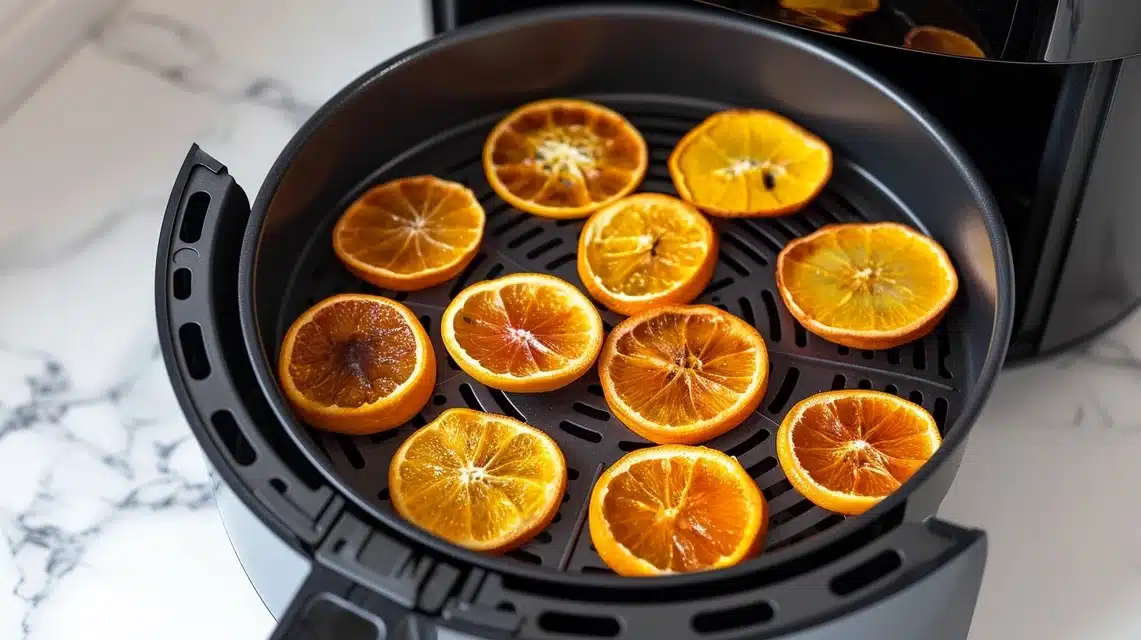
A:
[[434, 0, 1141, 362], [156, 4, 1021, 639]]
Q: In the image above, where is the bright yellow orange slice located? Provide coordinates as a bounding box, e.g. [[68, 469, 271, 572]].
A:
[[598, 305, 769, 445], [577, 193, 718, 316], [903, 26, 986, 58], [589, 445, 767, 576], [389, 408, 566, 552], [278, 294, 435, 434], [483, 98, 648, 219], [775, 222, 959, 350], [669, 109, 832, 218], [441, 273, 604, 393], [332, 176, 485, 292], [776, 390, 942, 515]]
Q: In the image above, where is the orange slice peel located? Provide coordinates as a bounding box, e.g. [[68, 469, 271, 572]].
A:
[[589, 445, 768, 576], [333, 176, 486, 292], [278, 294, 435, 434], [776, 390, 942, 515], [577, 193, 718, 316], [389, 408, 566, 552]]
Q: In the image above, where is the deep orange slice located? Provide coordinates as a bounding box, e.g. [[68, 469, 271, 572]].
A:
[[278, 294, 435, 434], [441, 273, 604, 393], [598, 305, 769, 444], [589, 445, 767, 576], [577, 193, 718, 316], [332, 176, 485, 292], [775, 222, 959, 350], [776, 390, 942, 515], [390, 408, 566, 552], [903, 26, 986, 58], [483, 98, 648, 219], [669, 109, 833, 218]]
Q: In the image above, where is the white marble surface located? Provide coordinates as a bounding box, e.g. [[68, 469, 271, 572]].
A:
[[0, 1, 1137, 639]]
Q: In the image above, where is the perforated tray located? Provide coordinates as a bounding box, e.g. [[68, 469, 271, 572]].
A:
[[279, 98, 966, 575]]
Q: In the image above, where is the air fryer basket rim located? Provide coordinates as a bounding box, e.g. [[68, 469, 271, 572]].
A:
[[236, 3, 1014, 588]]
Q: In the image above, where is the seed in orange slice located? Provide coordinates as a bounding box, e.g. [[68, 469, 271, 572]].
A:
[[775, 222, 959, 350], [389, 408, 566, 552], [442, 273, 604, 393], [598, 305, 769, 445], [903, 26, 986, 58], [483, 98, 648, 219], [332, 176, 485, 292], [589, 445, 767, 576], [669, 109, 832, 218], [577, 193, 718, 316], [776, 390, 941, 515], [278, 294, 435, 435]]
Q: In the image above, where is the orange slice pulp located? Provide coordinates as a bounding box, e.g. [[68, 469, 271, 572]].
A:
[[589, 445, 767, 576], [598, 305, 769, 444], [483, 98, 648, 219], [278, 294, 435, 434], [577, 193, 718, 316], [389, 408, 566, 552], [776, 390, 942, 515], [775, 222, 959, 350], [669, 109, 832, 218], [441, 273, 604, 393], [333, 176, 485, 291], [903, 26, 986, 58]]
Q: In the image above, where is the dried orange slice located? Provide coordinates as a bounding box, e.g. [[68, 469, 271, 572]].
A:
[[779, 7, 850, 33], [780, 0, 879, 17], [389, 408, 566, 552], [278, 294, 435, 435], [483, 98, 648, 219], [904, 26, 985, 58], [776, 390, 941, 515], [669, 109, 832, 218], [332, 176, 485, 292], [577, 193, 718, 316], [775, 222, 958, 350], [442, 273, 604, 393], [589, 445, 767, 576], [598, 305, 769, 444]]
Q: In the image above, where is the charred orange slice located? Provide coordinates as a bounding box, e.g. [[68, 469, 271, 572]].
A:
[[776, 390, 941, 515], [904, 26, 986, 58], [775, 222, 959, 350], [441, 273, 604, 393], [390, 408, 566, 552], [598, 305, 769, 445], [669, 109, 833, 218], [577, 193, 718, 316], [278, 294, 435, 435], [483, 98, 648, 219], [589, 445, 767, 576], [332, 176, 485, 292]]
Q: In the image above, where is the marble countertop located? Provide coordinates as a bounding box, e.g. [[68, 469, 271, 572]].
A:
[[0, 1, 1137, 638]]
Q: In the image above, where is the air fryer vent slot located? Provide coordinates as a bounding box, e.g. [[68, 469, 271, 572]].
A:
[[538, 611, 622, 637], [277, 99, 968, 575], [691, 600, 775, 633], [829, 549, 904, 596]]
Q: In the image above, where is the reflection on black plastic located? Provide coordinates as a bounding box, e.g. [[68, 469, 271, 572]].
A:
[[278, 596, 383, 640]]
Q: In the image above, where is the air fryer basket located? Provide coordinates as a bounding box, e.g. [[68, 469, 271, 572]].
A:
[[157, 4, 1012, 639]]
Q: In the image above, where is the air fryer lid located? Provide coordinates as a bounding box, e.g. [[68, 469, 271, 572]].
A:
[[156, 5, 1011, 639]]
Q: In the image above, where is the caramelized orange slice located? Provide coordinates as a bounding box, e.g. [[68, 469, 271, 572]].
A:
[[904, 26, 986, 58], [442, 273, 604, 393], [278, 294, 435, 434], [589, 445, 767, 576], [776, 390, 941, 515], [333, 176, 485, 292], [598, 305, 769, 444], [669, 109, 833, 218], [577, 193, 718, 316], [483, 98, 648, 219], [390, 408, 566, 552], [775, 222, 958, 350]]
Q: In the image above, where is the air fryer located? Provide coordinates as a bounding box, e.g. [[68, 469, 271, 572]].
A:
[[156, 5, 1016, 639]]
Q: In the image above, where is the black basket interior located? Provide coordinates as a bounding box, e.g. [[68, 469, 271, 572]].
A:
[[272, 97, 966, 574]]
